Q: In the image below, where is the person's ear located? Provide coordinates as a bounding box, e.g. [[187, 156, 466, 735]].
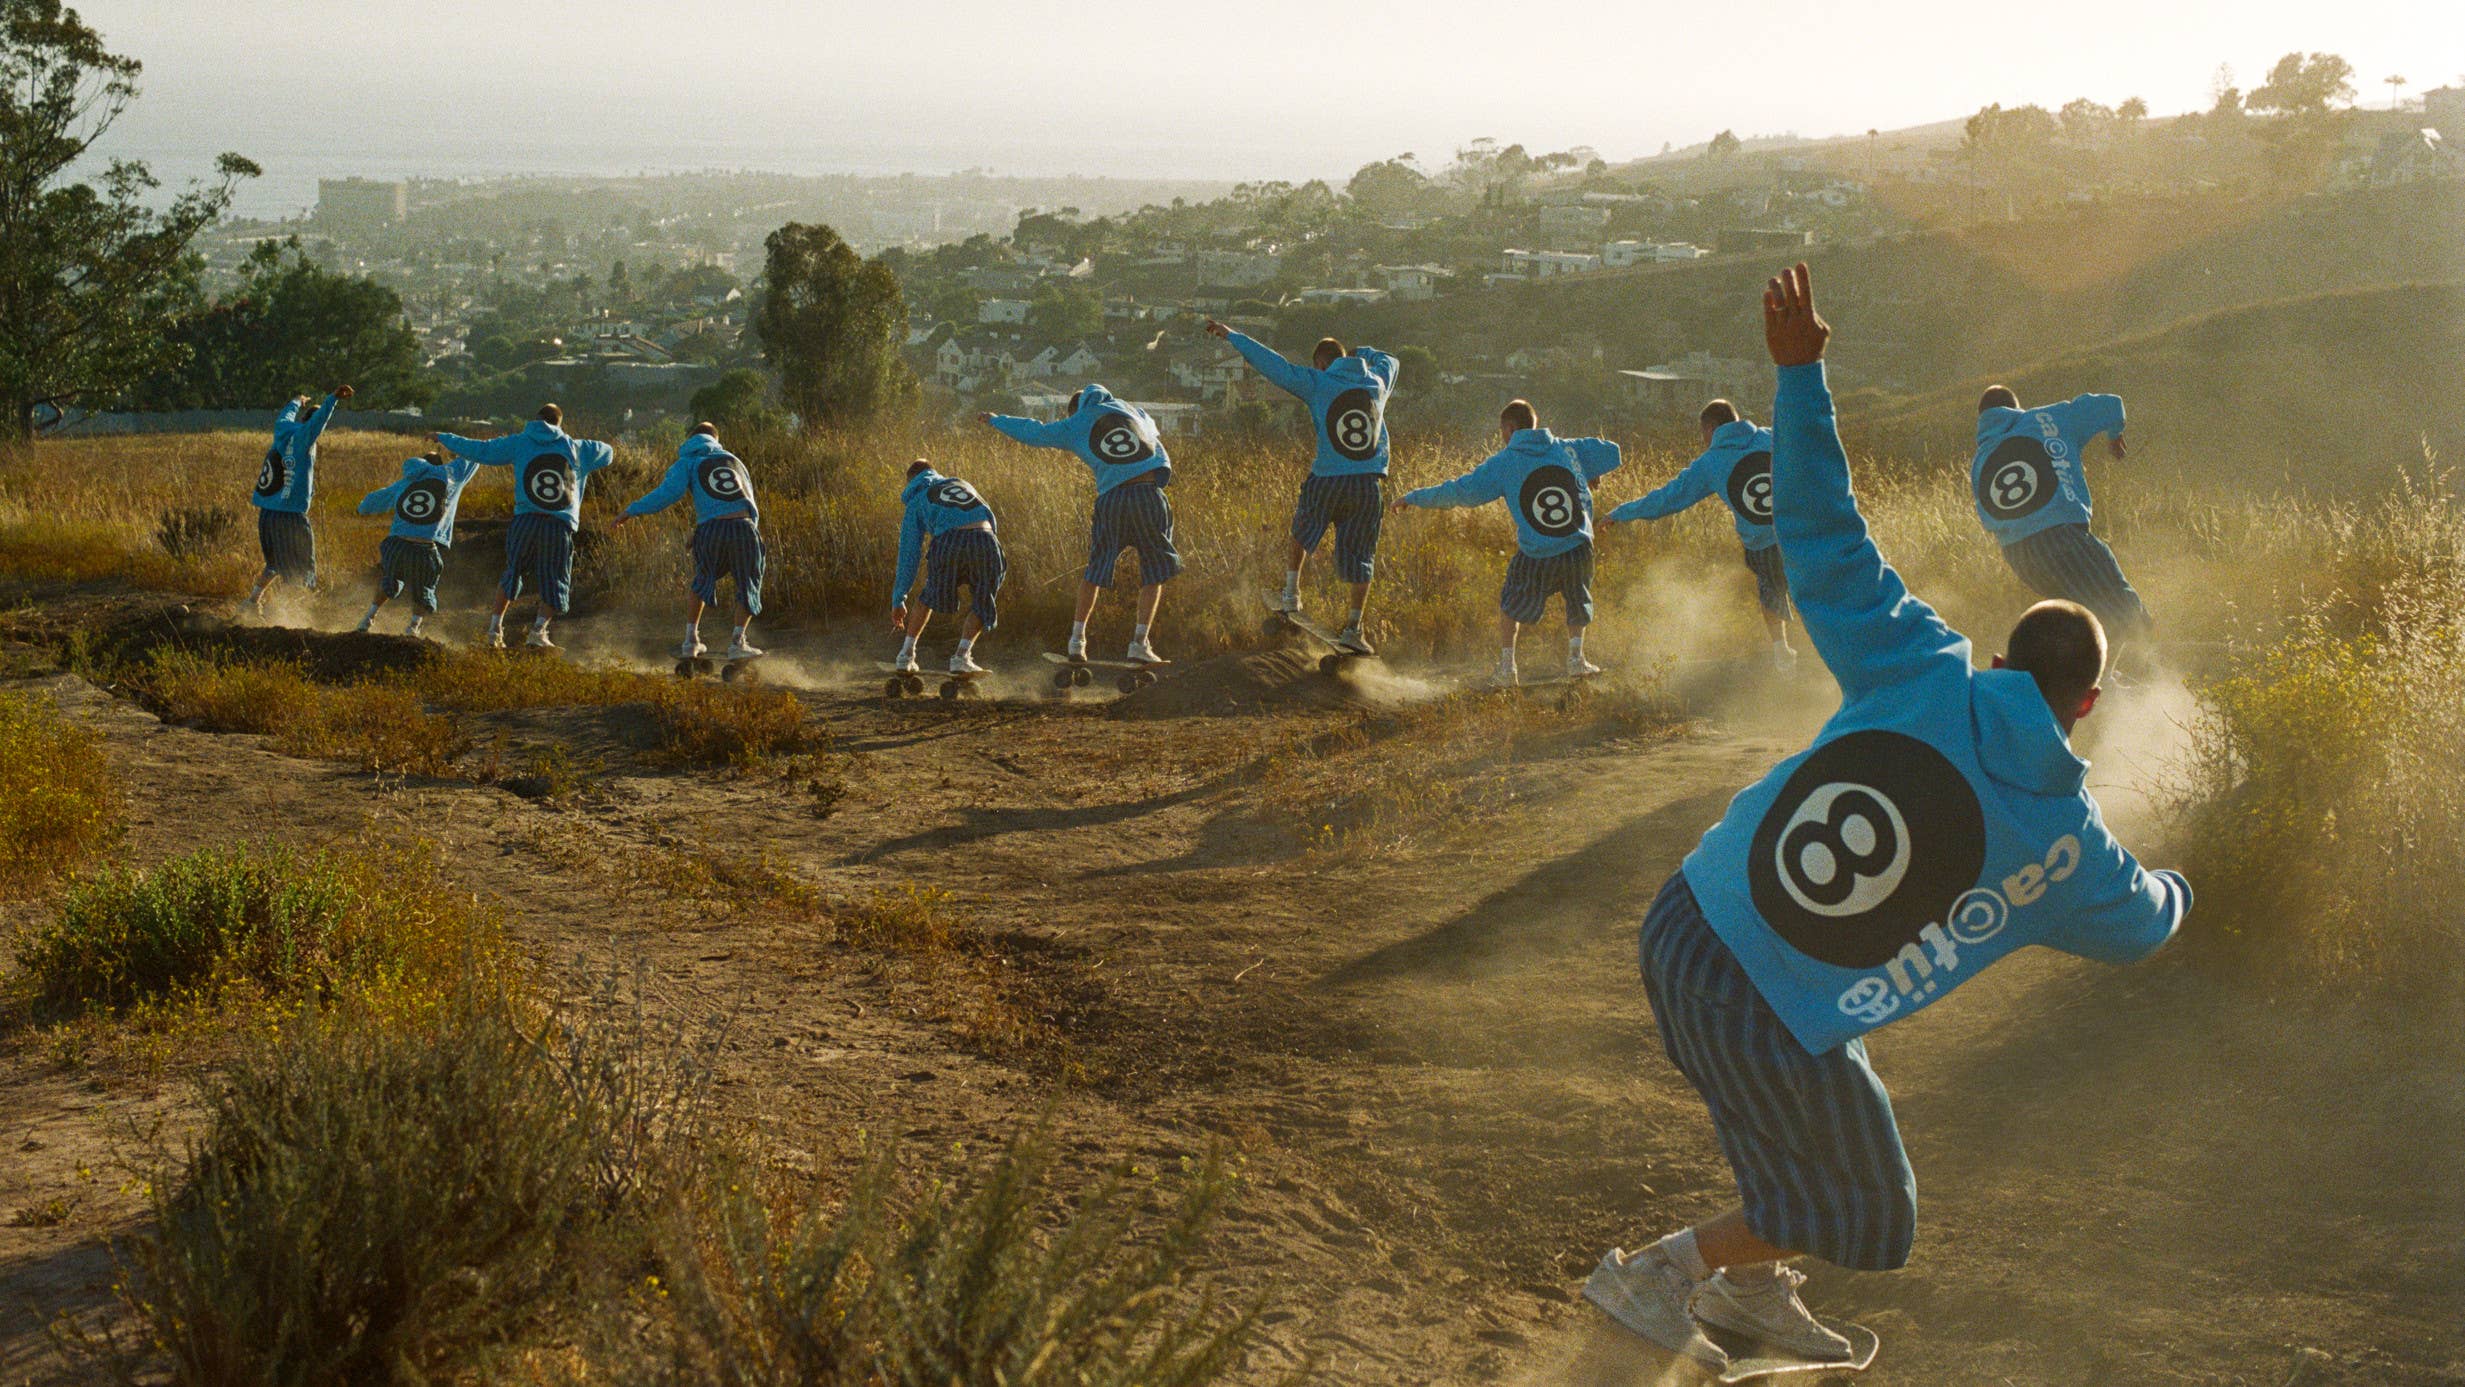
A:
[[1990, 654, 2008, 670], [2076, 686, 2103, 721]]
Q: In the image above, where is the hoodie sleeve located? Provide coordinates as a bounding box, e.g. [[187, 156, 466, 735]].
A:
[[296, 393, 340, 449], [892, 503, 927, 604], [2059, 394, 2127, 444], [437, 432, 525, 465], [574, 440, 616, 476], [1773, 362, 1968, 701], [1402, 457, 1504, 509], [985, 413, 1073, 451], [1607, 449, 1719, 524], [274, 401, 304, 427], [623, 459, 692, 518], [2038, 825, 2189, 964], [1223, 331, 1313, 401], [449, 459, 481, 487], [1357, 347, 1399, 391], [1571, 437, 1623, 483], [357, 477, 407, 516]]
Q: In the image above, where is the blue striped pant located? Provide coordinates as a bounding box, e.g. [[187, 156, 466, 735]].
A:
[[1741, 543, 1792, 620], [689, 516, 765, 616], [1999, 523, 2151, 640], [256, 509, 317, 585], [377, 537, 444, 613], [1639, 872, 1917, 1271], [500, 513, 576, 614], [1499, 541, 1594, 625], [1087, 481, 1181, 587], [922, 526, 1005, 627], [1290, 473, 1385, 584]]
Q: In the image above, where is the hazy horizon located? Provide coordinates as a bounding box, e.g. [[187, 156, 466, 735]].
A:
[[79, 0, 2465, 218]]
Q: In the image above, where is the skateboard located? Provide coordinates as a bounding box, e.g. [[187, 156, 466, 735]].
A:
[[1041, 651, 1170, 695], [876, 661, 988, 701], [1259, 594, 1376, 675], [1713, 1321, 1878, 1382], [1465, 666, 1608, 692], [674, 652, 763, 684]]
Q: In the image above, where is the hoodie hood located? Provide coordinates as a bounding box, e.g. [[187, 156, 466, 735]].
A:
[[1505, 426, 1560, 455], [1322, 354, 1381, 387], [901, 467, 945, 503], [1075, 383, 1119, 410], [522, 418, 570, 445], [1971, 667, 2088, 796], [1711, 418, 1760, 448], [677, 432, 726, 462], [1974, 405, 2027, 443]]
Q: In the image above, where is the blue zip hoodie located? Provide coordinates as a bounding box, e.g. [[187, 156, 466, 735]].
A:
[[437, 419, 617, 530], [251, 394, 340, 513], [1221, 331, 1400, 478], [357, 457, 482, 546], [621, 433, 759, 527], [892, 468, 998, 605], [983, 385, 1170, 495], [1400, 428, 1621, 558], [1970, 394, 2125, 545], [1680, 363, 2187, 1055], [1606, 420, 1778, 551]]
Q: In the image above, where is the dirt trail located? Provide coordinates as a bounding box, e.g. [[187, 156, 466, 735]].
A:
[[3, 639, 2459, 1386]]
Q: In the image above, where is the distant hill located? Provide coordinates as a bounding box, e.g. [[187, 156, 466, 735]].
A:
[[1847, 282, 2465, 495]]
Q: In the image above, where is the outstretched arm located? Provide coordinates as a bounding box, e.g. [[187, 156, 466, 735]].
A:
[[1397, 461, 1503, 511], [981, 413, 1074, 451], [2060, 394, 2128, 460], [1570, 437, 1623, 483], [1213, 324, 1313, 400], [622, 460, 691, 519], [1607, 451, 1719, 525], [295, 387, 347, 449], [436, 431, 525, 465], [1765, 264, 1965, 700], [1356, 346, 1399, 391], [2039, 818, 2191, 964], [356, 477, 406, 516]]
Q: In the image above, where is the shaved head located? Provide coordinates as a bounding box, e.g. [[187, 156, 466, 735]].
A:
[[1979, 385, 2019, 413], [2005, 600, 2107, 717]]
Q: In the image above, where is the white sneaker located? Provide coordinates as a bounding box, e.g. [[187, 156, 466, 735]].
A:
[[1486, 664, 1521, 688], [1065, 639, 1087, 661], [525, 627, 556, 650], [1770, 644, 1799, 671], [893, 650, 920, 673], [484, 626, 506, 650], [1337, 623, 1374, 654], [676, 636, 707, 661], [1582, 1247, 1728, 1368], [404, 619, 425, 638], [353, 615, 374, 634], [1270, 589, 1301, 614], [948, 650, 987, 675], [1125, 638, 1162, 665], [1568, 655, 1603, 678], [1691, 1266, 1852, 1362], [725, 636, 763, 660]]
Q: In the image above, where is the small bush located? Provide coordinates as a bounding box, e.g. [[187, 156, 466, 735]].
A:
[[15, 843, 507, 1021], [154, 504, 240, 561], [649, 681, 821, 768], [415, 648, 662, 713], [139, 651, 468, 776], [0, 691, 123, 897], [638, 1122, 1265, 1387]]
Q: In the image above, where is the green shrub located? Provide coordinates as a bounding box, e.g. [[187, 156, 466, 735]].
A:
[[0, 690, 123, 897], [650, 680, 823, 768]]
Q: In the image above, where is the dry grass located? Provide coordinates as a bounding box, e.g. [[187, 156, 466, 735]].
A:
[[0, 690, 125, 898], [136, 650, 469, 776], [648, 679, 824, 769]]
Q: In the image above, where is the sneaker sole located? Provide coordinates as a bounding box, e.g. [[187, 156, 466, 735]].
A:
[[1691, 1298, 1854, 1364], [1582, 1263, 1729, 1368]]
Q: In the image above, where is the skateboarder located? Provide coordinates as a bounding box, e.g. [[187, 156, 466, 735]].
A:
[[436, 403, 615, 650], [350, 450, 480, 637], [1580, 265, 2190, 1370], [1204, 319, 1397, 650], [1970, 384, 2152, 644], [888, 460, 1003, 675], [1390, 399, 1620, 685], [1605, 400, 1798, 667], [612, 423, 764, 663], [978, 385, 1177, 665], [245, 384, 353, 618]]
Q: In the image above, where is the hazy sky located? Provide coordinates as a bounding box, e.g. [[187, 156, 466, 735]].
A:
[[85, 0, 2465, 200]]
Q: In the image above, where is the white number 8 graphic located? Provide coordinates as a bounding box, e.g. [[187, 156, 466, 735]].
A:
[[1530, 487, 1573, 529]]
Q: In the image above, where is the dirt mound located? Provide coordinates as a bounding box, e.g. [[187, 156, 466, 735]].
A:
[[85, 607, 439, 682], [1108, 648, 1368, 719]]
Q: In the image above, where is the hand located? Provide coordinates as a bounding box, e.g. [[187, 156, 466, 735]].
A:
[[1389, 498, 1411, 515], [1203, 318, 1230, 339], [334, 384, 355, 401], [976, 412, 994, 426], [889, 604, 908, 633], [611, 513, 631, 529], [2108, 435, 2127, 461], [1761, 262, 1830, 368]]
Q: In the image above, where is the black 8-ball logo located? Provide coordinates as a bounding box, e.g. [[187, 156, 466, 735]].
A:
[[255, 450, 286, 498], [1976, 435, 2056, 522], [1726, 449, 1774, 524], [1747, 730, 1986, 970], [696, 453, 746, 500], [1517, 464, 1584, 539], [1088, 413, 1154, 466], [395, 477, 446, 525], [522, 454, 575, 509], [929, 479, 980, 510], [1326, 388, 1384, 462]]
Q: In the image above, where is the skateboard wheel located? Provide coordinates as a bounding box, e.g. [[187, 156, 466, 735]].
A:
[[1262, 615, 1286, 637], [721, 661, 751, 684], [676, 659, 699, 679], [938, 680, 960, 700], [1052, 667, 1075, 690], [1071, 666, 1092, 687], [1140, 670, 1159, 688], [1116, 672, 1140, 694], [884, 676, 907, 698], [903, 674, 926, 696], [1318, 653, 1345, 675]]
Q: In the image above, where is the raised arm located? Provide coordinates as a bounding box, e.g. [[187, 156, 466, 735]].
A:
[[1220, 328, 1314, 400], [295, 391, 342, 449], [1765, 264, 1966, 701], [356, 471, 408, 516], [1570, 437, 1623, 483], [982, 413, 1074, 451], [574, 440, 617, 476], [622, 459, 691, 518], [1606, 450, 1719, 525], [1356, 346, 1399, 391], [2059, 393, 2128, 459], [436, 431, 526, 465]]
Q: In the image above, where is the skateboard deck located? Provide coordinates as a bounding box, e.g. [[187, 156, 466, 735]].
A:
[[1713, 1321, 1878, 1382], [1260, 594, 1375, 674], [1041, 651, 1170, 693], [1464, 666, 1608, 691], [875, 661, 989, 700]]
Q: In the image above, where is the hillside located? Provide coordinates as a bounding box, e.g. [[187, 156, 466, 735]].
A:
[[1848, 282, 2465, 491]]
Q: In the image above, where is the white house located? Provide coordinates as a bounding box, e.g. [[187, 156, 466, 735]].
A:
[[978, 298, 1032, 325], [1499, 248, 1604, 278], [1295, 287, 1389, 307], [1603, 240, 1709, 268], [1374, 264, 1452, 301]]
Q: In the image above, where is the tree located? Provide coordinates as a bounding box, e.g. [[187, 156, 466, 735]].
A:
[[1028, 281, 1102, 340], [753, 222, 916, 430], [1706, 129, 1742, 159], [127, 238, 431, 410], [688, 367, 784, 435], [2117, 96, 2149, 131], [1345, 156, 1429, 216], [0, 0, 259, 437], [2059, 98, 2116, 145], [2247, 52, 2356, 116]]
